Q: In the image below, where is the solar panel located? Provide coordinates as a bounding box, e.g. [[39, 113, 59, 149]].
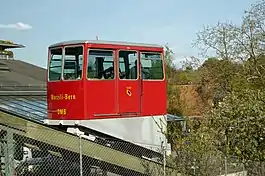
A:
[[0, 95, 47, 122]]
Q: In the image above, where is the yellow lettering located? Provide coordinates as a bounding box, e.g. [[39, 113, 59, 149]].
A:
[[50, 93, 76, 101], [57, 108, 67, 115], [51, 94, 64, 100], [64, 94, 76, 100]]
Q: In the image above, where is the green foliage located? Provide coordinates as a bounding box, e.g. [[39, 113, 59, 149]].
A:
[[165, 0, 265, 175], [164, 45, 175, 68], [169, 118, 223, 176], [197, 58, 242, 107], [0, 50, 13, 56], [164, 45, 184, 116], [204, 89, 265, 175], [177, 69, 198, 85], [167, 85, 183, 116], [0, 40, 14, 57], [206, 89, 265, 160], [0, 40, 14, 45]]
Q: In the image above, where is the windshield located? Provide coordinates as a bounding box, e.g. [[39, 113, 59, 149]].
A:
[[140, 52, 164, 80]]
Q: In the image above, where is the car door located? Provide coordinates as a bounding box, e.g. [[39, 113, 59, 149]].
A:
[[117, 50, 141, 116]]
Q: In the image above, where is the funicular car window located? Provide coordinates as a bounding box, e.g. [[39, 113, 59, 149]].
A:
[[140, 52, 164, 80], [87, 49, 114, 80], [49, 48, 62, 81], [63, 46, 83, 80], [118, 50, 138, 79]]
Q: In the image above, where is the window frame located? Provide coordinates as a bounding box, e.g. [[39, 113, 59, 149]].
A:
[[48, 47, 63, 82], [139, 51, 165, 81], [86, 48, 116, 81], [62, 45, 84, 82], [118, 49, 139, 81]]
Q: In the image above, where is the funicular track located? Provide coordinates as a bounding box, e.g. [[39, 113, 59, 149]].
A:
[[0, 91, 177, 175]]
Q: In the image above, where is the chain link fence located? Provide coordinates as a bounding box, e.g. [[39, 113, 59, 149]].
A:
[[0, 93, 180, 176], [0, 94, 255, 176], [170, 150, 247, 176], [0, 118, 253, 176], [0, 113, 178, 176], [0, 93, 255, 176]]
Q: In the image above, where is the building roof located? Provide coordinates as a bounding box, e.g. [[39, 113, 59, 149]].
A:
[[0, 60, 46, 91], [0, 40, 25, 49], [49, 40, 163, 48]]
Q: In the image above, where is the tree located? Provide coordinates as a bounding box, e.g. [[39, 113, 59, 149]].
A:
[[165, 1, 265, 175], [196, 58, 242, 108], [205, 89, 265, 176], [168, 117, 224, 176], [193, 0, 265, 90], [164, 45, 184, 116], [183, 1, 265, 175]]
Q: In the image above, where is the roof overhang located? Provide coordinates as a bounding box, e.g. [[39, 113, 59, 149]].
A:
[[49, 40, 163, 49], [167, 114, 185, 122], [0, 43, 25, 49]]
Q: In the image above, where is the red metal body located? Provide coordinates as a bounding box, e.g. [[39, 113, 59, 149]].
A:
[[47, 40, 167, 120]]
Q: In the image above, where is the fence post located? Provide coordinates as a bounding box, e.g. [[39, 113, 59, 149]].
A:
[[224, 154, 227, 176], [69, 127, 84, 176], [161, 136, 167, 176], [4, 130, 14, 176], [79, 134, 83, 176], [163, 145, 166, 176]]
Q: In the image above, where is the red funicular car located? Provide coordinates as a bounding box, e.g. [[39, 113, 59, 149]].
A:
[[45, 40, 168, 152]]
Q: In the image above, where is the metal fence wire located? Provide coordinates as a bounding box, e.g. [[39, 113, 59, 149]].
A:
[[0, 123, 175, 176], [0, 92, 259, 176], [0, 93, 177, 176]]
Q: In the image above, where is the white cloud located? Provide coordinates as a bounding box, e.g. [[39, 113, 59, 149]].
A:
[[0, 22, 32, 30]]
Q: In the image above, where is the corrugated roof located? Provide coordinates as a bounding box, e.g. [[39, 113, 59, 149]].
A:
[[49, 40, 163, 48]]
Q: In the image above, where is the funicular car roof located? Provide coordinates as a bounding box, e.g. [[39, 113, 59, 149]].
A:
[[49, 40, 163, 49]]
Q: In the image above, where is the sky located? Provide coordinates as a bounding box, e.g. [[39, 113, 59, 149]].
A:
[[0, 0, 258, 68]]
